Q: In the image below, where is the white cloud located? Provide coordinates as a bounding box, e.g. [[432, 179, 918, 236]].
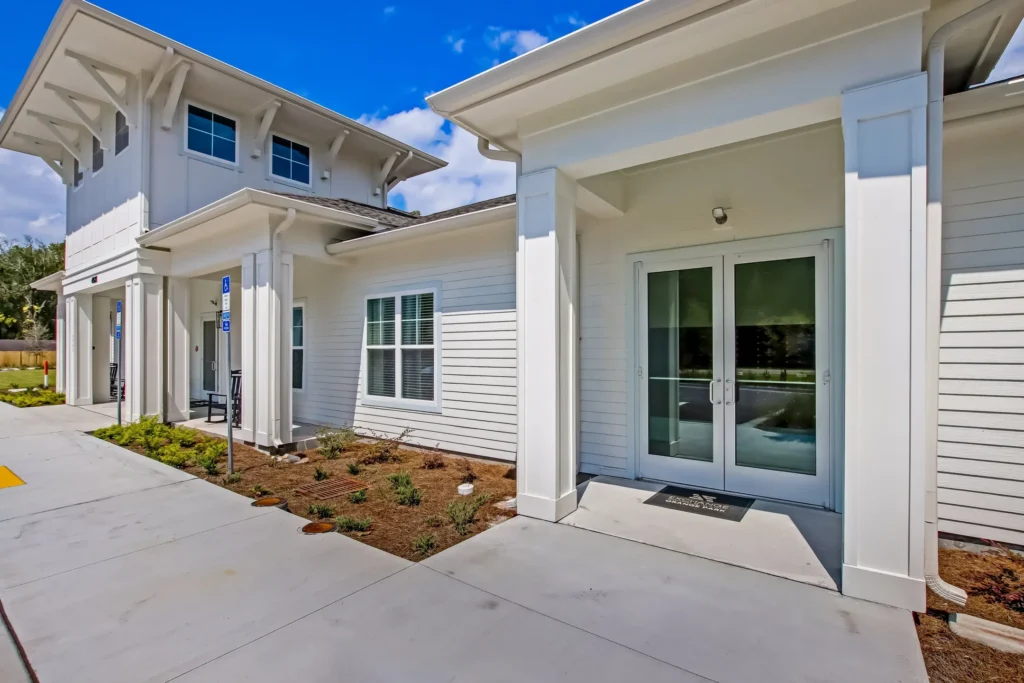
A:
[[988, 18, 1024, 82], [0, 109, 66, 244], [360, 107, 516, 216], [383, 5, 396, 15], [446, 34, 466, 53], [486, 27, 550, 56]]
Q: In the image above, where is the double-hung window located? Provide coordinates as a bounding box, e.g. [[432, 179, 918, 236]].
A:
[[364, 288, 439, 410], [186, 104, 236, 163], [92, 136, 104, 173], [292, 304, 305, 390], [271, 135, 311, 185]]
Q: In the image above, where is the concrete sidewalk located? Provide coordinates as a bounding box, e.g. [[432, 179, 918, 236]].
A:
[[0, 402, 928, 682]]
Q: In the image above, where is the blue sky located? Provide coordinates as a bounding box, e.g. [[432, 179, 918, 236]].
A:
[[1, 1, 1022, 244]]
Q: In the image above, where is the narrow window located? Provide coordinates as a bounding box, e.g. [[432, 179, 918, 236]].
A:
[[186, 104, 236, 163], [114, 111, 129, 155], [400, 292, 434, 401], [92, 136, 104, 173], [73, 158, 83, 188], [292, 305, 305, 390], [366, 297, 396, 398], [270, 135, 311, 185]]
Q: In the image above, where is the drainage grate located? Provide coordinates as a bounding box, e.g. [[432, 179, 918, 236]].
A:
[[294, 477, 368, 500]]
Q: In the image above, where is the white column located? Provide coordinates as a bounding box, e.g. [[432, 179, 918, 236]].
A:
[[165, 277, 191, 422], [516, 168, 579, 521], [65, 293, 93, 406], [278, 252, 294, 445], [241, 254, 257, 442], [841, 73, 927, 611], [55, 292, 67, 396], [124, 275, 165, 421]]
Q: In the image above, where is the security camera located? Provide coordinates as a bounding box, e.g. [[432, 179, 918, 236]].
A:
[[712, 207, 728, 225]]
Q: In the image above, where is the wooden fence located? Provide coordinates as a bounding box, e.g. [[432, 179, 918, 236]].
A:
[[0, 351, 57, 368]]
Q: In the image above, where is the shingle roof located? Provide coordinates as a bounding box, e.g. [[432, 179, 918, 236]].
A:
[[404, 195, 517, 226], [272, 193, 415, 228], [273, 192, 517, 231]]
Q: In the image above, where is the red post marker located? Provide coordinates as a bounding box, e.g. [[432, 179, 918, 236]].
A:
[[43, 360, 49, 389]]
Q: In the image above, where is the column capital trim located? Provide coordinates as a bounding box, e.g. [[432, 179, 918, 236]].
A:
[[841, 72, 927, 123]]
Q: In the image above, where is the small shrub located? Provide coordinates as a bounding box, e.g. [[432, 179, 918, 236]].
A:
[[395, 485, 422, 507], [308, 503, 336, 519], [251, 484, 271, 498], [359, 428, 411, 464], [0, 389, 66, 408], [316, 426, 357, 459], [458, 457, 478, 484], [93, 424, 124, 441], [313, 466, 330, 481], [335, 515, 373, 532], [447, 494, 492, 535], [157, 443, 191, 469], [423, 453, 445, 470], [348, 489, 367, 504], [413, 534, 437, 555], [424, 515, 442, 528], [222, 472, 242, 485], [168, 428, 202, 448], [346, 462, 362, 475], [194, 441, 226, 476], [387, 472, 413, 489]]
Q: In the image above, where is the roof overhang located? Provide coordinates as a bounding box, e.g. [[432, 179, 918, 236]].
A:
[[138, 188, 378, 249], [325, 202, 516, 256], [428, 0, 1023, 153], [30, 270, 66, 292], [1, 0, 445, 181]]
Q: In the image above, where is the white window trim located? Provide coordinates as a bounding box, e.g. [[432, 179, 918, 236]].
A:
[[292, 299, 306, 393], [361, 283, 442, 414], [182, 100, 240, 168], [268, 132, 313, 189]]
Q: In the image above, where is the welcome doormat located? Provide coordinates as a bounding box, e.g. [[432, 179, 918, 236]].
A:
[[643, 486, 754, 522]]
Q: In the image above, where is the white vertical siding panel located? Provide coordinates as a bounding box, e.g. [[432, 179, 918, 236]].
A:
[[938, 111, 1024, 545]]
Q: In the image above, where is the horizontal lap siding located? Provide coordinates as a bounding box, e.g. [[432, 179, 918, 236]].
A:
[[938, 115, 1024, 545], [292, 224, 517, 461]]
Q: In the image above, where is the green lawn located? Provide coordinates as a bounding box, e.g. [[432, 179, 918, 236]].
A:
[[0, 368, 55, 390]]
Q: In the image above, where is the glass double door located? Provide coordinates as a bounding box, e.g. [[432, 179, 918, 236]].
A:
[[639, 243, 830, 507]]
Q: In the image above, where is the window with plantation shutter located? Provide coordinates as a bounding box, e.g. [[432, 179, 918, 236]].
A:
[[364, 287, 440, 410]]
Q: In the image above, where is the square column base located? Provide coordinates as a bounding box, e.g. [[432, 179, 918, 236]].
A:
[[517, 490, 579, 523], [842, 564, 925, 612]]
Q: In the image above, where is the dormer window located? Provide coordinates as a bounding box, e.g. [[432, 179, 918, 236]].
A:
[[92, 136, 104, 173], [270, 135, 310, 185], [186, 104, 237, 164]]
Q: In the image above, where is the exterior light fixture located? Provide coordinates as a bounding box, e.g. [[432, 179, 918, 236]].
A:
[[712, 207, 729, 225]]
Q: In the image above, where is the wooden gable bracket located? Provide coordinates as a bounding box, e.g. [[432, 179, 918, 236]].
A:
[[161, 60, 191, 130], [27, 111, 88, 169], [145, 46, 177, 101], [251, 100, 281, 158], [328, 130, 350, 164], [11, 132, 71, 184], [45, 83, 112, 150], [386, 150, 414, 191], [65, 49, 136, 128], [374, 152, 401, 193]]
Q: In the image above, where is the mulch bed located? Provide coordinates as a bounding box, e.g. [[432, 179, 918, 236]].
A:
[[916, 546, 1024, 682], [182, 440, 517, 561]]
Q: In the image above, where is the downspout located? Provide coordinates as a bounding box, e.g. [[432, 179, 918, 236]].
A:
[[924, 0, 1021, 606], [270, 208, 297, 448], [477, 137, 522, 176]]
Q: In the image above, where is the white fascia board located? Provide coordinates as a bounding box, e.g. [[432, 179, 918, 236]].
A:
[[137, 189, 379, 248], [325, 203, 516, 256], [30, 270, 66, 292], [0, 0, 446, 175]]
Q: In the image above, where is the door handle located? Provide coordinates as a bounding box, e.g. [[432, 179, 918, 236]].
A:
[[725, 379, 735, 405], [708, 378, 722, 405]]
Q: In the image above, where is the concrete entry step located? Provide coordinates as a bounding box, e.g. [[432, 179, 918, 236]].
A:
[[562, 475, 841, 590]]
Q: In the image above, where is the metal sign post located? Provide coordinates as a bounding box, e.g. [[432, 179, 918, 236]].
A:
[[222, 276, 233, 475], [116, 300, 122, 426]]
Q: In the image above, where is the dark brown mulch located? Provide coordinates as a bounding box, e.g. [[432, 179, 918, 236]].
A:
[[181, 440, 517, 561], [916, 547, 1024, 682]]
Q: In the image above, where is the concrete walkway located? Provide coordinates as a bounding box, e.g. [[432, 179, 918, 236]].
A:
[[0, 402, 928, 682]]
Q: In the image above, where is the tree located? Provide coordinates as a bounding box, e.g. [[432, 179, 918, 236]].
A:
[[0, 238, 64, 340]]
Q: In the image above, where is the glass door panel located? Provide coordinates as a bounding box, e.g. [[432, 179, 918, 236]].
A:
[[724, 245, 830, 507], [640, 257, 724, 489], [202, 319, 217, 393]]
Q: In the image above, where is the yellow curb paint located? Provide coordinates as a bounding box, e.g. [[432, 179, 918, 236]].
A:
[[0, 466, 25, 489]]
